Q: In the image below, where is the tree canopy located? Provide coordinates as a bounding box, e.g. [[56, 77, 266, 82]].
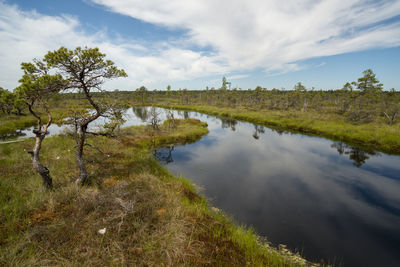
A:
[[356, 69, 383, 94]]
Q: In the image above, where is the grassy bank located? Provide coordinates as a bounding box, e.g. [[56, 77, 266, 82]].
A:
[[0, 114, 37, 136], [0, 119, 312, 266], [153, 103, 400, 154], [0, 108, 69, 137], [0, 96, 98, 137]]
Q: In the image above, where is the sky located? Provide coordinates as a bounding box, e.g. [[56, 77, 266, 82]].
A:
[[1, 0, 400, 91]]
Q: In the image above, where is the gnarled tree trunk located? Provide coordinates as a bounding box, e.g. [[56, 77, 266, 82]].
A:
[[75, 124, 88, 185], [28, 134, 52, 189], [27, 103, 53, 189]]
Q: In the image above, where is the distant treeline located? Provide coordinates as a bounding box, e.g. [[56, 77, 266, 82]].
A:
[[2, 69, 399, 125], [110, 69, 400, 125]]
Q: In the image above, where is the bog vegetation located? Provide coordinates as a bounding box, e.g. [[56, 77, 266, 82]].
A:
[[121, 70, 399, 153], [3, 68, 399, 141], [1, 47, 324, 266], [4, 69, 398, 127]]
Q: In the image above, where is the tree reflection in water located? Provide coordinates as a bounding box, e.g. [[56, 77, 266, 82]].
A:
[[331, 141, 380, 167], [152, 146, 174, 164], [272, 129, 287, 136], [220, 118, 237, 131], [132, 106, 149, 122], [183, 111, 189, 119], [252, 125, 265, 139]]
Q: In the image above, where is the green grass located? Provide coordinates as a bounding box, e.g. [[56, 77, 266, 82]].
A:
[[0, 114, 37, 135], [153, 103, 400, 155], [120, 118, 209, 148], [0, 96, 96, 137], [0, 118, 316, 266], [0, 109, 68, 137]]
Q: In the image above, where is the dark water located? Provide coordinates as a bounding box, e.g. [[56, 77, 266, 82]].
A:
[[5, 107, 400, 266], [142, 107, 400, 267]]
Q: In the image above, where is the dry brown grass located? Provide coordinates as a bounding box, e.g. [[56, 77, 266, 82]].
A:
[[20, 174, 202, 266]]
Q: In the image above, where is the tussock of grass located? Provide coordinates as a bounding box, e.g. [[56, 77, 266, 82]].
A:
[[0, 118, 315, 266], [120, 118, 209, 148]]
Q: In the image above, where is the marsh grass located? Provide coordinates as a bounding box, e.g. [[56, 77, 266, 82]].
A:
[[0, 108, 69, 137], [0, 118, 317, 266], [0, 114, 36, 136]]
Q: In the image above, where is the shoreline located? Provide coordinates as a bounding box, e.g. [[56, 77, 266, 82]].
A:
[[152, 103, 400, 155]]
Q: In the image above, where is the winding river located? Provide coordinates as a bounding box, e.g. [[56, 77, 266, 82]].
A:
[[3, 106, 400, 266]]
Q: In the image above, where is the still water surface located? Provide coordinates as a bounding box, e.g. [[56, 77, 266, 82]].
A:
[[4, 107, 400, 266], [146, 107, 400, 267]]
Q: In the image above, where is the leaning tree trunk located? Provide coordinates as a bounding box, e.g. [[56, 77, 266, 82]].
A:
[[75, 125, 88, 185], [74, 84, 102, 186], [27, 103, 53, 189], [28, 133, 52, 189]]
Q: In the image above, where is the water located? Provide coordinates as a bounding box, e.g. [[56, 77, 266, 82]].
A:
[[4, 107, 400, 266], [149, 108, 400, 267]]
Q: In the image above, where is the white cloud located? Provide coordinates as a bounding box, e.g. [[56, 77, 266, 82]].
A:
[[227, 74, 249, 80], [92, 0, 400, 74], [0, 2, 227, 90], [1, 1, 400, 90]]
